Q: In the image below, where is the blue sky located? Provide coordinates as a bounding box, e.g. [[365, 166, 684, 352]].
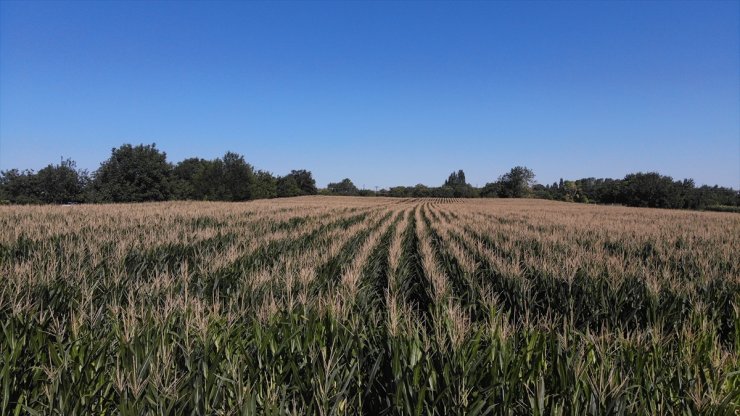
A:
[[1, 1, 738, 188]]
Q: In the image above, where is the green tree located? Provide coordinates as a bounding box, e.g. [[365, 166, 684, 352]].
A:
[[172, 155, 255, 201], [442, 169, 477, 197], [221, 151, 254, 201], [620, 172, 683, 208], [0, 169, 40, 204], [412, 184, 431, 198], [562, 180, 579, 202], [436, 185, 455, 198], [251, 170, 277, 199], [35, 159, 88, 203], [444, 170, 467, 187], [90, 144, 172, 202], [327, 178, 359, 196], [286, 170, 317, 195], [171, 157, 208, 200], [497, 166, 535, 198], [389, 186, 411, 198], [277, 176, 302, 197], [479, 182, 500, 198], [194, 159, 226, 200]]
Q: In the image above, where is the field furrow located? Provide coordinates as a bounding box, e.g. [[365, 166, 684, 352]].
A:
[[1, 196, 738, 415]]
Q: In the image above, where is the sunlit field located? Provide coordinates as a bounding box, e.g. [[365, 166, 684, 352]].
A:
[[1, 197, 738, 414]]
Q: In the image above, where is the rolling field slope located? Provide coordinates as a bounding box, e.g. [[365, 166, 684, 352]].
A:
[[1, 197, 738, 414]]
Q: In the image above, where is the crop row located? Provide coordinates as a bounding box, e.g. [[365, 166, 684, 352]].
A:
[[1, 197, 738, 414]]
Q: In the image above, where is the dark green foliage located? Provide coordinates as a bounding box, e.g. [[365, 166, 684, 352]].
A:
[[275, 170, 317, 197], [620, 172, 687, 208], [220, 151, 254, 201], [328, 178, 360, 196], [444, 170, 467, 188], [479, 182, 500, 198], [411, 184, 431, 198], [0, 159, 88, 204], [251, 170, 278, 199], [380, 174, 476, 199], [1, 142, 737, 211], [172, 153, 286, 201], [276, 175, 302, 198], [0, 169, 41, 204], [287, 169, 318, 195], [35, 159, 89, 203], [171, 157, 208, 199], [496, 166, 536, 198], [539, 173, 739, 210], [90, 143, 172, 202], [1, 144, 319, 204], [444, 170, 478, 198]]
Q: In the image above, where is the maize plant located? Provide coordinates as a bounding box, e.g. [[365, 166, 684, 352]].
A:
[[0, 197, 738, 414]]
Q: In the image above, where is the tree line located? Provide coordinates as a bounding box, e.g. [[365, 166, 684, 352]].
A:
[[372, 166, 740, 212], [321, 167, 737, 211], [1, 143, 737, 211], [531, 174, 739, 210], [0, 144, 317, 204]]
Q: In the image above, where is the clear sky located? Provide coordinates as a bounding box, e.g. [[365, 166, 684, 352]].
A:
[[1, 1, 738, 189]]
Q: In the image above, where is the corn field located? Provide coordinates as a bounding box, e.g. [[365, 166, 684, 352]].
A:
[[1, 197, 738, 415]]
